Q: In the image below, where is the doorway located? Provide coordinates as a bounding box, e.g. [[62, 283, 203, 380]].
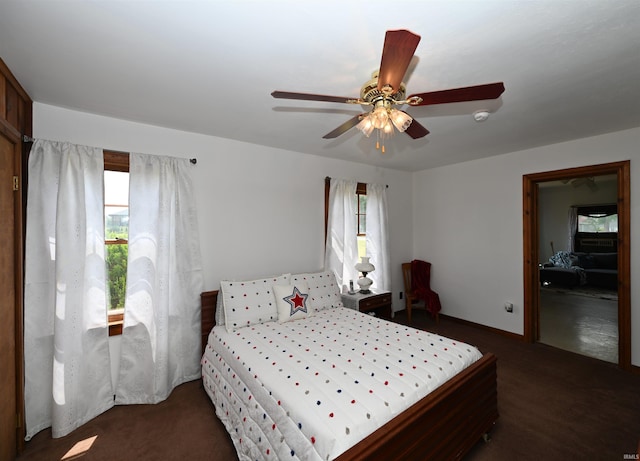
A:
[[523, 161, 631, 371], [537, 174, 619, 363]]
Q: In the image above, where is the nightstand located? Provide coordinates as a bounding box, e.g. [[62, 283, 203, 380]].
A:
[[341, 290, 392, 320]]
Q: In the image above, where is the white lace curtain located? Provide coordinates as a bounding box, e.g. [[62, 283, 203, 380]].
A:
[[324, 178, 390, 291], [324, 179, 359, 287], [24, 141, 203, 439], [115, 152, 203, 404], [365, 183, 391, 291], [24, 140, 114, 440]]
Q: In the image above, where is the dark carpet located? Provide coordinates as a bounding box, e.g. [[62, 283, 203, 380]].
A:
[[17, 311, 640, 460]]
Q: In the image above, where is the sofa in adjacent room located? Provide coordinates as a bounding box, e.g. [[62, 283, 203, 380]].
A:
[[539, 251, 618, 291]]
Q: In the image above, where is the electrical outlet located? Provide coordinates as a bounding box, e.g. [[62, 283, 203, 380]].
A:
[[504, 302, 514, 313]]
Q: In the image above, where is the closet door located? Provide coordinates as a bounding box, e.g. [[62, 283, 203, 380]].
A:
[[0, 57, 32, 460], [0, 132, 19, 461]]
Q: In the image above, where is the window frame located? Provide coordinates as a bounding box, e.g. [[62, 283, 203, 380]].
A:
[[104, 150, 129, 336], [356, 182, 367, 237], [576, 204, 618, 233]]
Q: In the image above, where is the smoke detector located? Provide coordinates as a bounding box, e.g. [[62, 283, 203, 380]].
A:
[[473, 110, 490, 122]]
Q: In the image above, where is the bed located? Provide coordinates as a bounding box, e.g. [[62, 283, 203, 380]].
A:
[[200, 273, 498, 461]]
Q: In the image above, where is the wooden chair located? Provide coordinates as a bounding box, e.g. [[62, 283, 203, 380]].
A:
[[402, 260, 441, 324]]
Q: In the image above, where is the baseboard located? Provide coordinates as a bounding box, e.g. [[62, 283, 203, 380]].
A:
[[439, 314, 640, 375], [439, 314, 524, 342]]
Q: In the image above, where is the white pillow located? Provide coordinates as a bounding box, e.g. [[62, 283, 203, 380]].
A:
[[291, 271, 343, 312], [221, 273, 290, 332], [273, 282, 312, 323]]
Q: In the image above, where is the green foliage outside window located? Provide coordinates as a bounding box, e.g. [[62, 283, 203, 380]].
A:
[[106, 228, 128, 310], [578, 214, 618, 233]]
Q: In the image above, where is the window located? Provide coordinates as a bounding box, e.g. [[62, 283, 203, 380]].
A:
[[356, 182, 367, 258], [324, 178, 367, 258], [577, 211, 618, 232], [104, 151, 129, 335], [574, 204, 618, 253]]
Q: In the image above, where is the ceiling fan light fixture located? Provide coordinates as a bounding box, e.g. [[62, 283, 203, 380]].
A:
[[356, 116, 375, 137], [382, 119, 394, 135], [371, 105, 389, 129], [389, 108, 412, 132]]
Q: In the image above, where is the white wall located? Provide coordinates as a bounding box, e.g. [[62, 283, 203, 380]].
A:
[[412, 127, 640, 366], [33, 102, 415, 386], [33, 102, 640, 368], [33, 103, 414, 306]]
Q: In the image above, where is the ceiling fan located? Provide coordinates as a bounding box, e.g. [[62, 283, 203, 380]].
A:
[[562, 177, 598, 191], [271, 29, 505, 151]]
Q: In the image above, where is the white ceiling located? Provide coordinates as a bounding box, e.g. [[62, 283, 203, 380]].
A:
[[1, 0, 639, 172]]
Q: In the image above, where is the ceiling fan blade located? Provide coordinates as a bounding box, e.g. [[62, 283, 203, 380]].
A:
[[404, 119, 430, 139], [322, 115, 362, 139], [377, 30, 421, 94], [271, 91, 354, 104], [408, 82, 505, 106]]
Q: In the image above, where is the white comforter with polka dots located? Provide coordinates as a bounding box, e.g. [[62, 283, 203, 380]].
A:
[[201, 307, 482, 461]]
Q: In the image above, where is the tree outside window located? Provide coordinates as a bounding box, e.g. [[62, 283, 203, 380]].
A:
[[104, 152, 129, 335], [105, 170, 129, 310], [577, 204, 618, 233]]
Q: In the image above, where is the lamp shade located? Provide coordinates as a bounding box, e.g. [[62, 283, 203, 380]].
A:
[[355, 256, 375, 274]]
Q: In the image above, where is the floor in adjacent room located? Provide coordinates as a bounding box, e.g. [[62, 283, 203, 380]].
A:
[[539, 286, 618, 363]]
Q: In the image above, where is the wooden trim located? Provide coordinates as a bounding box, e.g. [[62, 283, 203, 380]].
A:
[[104, 151, 129, 336], [200, 290, 218, 354], [522, 174, 539, 343], [0, 59, 32, 103], [13, 138, 25, 455], [324, 177, 330, 245], [0, 71, 5, 123], [1, 56, 31, 455], [523, 161, 632, 371], [104, 150, 129, 172], [439, 313, 524, 342], [108, 312, 124, 336], [617, 161, 631, 370], [0, 118, 21, 141]]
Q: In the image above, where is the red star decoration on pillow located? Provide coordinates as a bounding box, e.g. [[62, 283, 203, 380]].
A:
[[284, 286, 308, 316]]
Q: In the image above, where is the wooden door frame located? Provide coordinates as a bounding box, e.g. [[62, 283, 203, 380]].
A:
[[1, 56, 32, 454], [523, 160, 631, 371]]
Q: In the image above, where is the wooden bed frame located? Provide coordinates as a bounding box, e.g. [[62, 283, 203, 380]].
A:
[[201, 290, 498, 461]]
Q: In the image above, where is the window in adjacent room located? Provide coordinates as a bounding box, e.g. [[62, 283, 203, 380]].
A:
[[104, 151, 129, 335], [577, 205, 618, 232]]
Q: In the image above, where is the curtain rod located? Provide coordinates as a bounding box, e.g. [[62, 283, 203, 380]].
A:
[[325, 176, 388, 188], [23, 135, 197, 164]]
